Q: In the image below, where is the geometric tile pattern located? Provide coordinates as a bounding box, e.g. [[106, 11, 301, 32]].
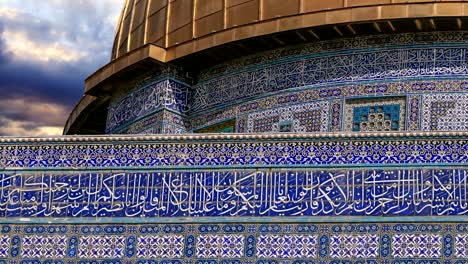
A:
[[422, 93, 468, 131], [330, 235, 379, 258], [137, 235, 185, 258], [392, 234, 442, 258], [1, 223, 465, 262], [455, 235, 468, 258], [408, 95, 422, 131], [256, 235, 317, 258], [352, 104, 400, 131], [246, 101, 329, 133], [196, 235, 244, 258], [345, 97, 406, 131], [77, 236, 126, 259], [1, 135, 465, 170], [21, 236, 67, 258], [330, 100, 343, 132], [0, 236, 9, 258]]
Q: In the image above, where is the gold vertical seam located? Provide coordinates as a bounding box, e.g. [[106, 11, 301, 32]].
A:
[[259, 0, 264, 21], [128, 0, 138, 52], [223, 0, 227, 29], [165, 0, 172, 47], [193, 0, 197, 38], [144, 0, 152, 44], [116, 0, 131, 58]]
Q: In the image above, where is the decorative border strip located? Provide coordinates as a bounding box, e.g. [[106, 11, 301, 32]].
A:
[[0, 131, 467, 143], [2, 216, 467, 225], [0, 136, 466, 169], [0, 223, 465, 263]]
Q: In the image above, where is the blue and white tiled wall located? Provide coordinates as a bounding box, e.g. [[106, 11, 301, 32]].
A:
[[106, 31, 468, 134], [0, 134, 466, 262], [1, 169, 467, 218], [0, 223, 467, 263]]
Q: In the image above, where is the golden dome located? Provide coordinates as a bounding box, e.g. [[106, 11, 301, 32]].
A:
[[112, 0, 468, 60]]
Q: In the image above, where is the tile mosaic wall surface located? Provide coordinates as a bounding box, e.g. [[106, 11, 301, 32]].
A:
[[1, 168, 466, 218], [0, 223, 466, 263], [192, 40, 468, 113], [106, 79, 190, 134], [194, 80, 468, 133], [0, 135, 466, 169], [344, 97, 406, 132], [246, 101, 330, 133], [0, 134, 466, 262], [422, 93, 468, 131], [104, 32, 468, 134], [117, 110, 189, 135]]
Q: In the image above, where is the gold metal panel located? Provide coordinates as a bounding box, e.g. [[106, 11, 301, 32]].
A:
[[129, 24, 145, 51], [195, 11, 224, 37], [195, 34, 215, 52], [301, 0, 344, 13], [148, 45, 168, 61], [174, 41, 195, 58], [435, 3, 463, 16], [114, 56, 130, 73], [226, 0, 253, 8], [234, 23, 256, 40], [124, 0, 135, 18], [301, 12, 326, 28], [351, 6, 381, 21], [226, 0, 259, 27], [326, 9, 352, 24], [392, 0, 431, 3], [279, 15, 302, 31], [119, 15, 132, 51], [168, 0, 193, 32], [112, 0, 468, 60], [346, 0, 390, 7], [254, 20, 278, 35], [101, 63, 114, 81], [132, 0, 148, 31], [147, 8, 167, 45], [127, 46, 147, 65], [408, 3, 435, 17], [464, 3, 468, 15], [148, 0, 167, 16], [380, 5, 408, 19], [168, 23, 193, 46], [213, 28, 235, 46], [196, 0, 223, 19], [118, 39, 128, 57], [262, 0, 300, 20]]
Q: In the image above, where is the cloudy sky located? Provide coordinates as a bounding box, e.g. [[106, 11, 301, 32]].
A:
[[0, 0, 125, 136]]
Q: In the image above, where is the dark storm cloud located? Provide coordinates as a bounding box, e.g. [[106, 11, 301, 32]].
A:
[[0, 23, 9, 64], [0, 0, 124, 135]]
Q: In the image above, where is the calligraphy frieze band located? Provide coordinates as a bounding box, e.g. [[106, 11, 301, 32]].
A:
[[1, 168, 466, 218]]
